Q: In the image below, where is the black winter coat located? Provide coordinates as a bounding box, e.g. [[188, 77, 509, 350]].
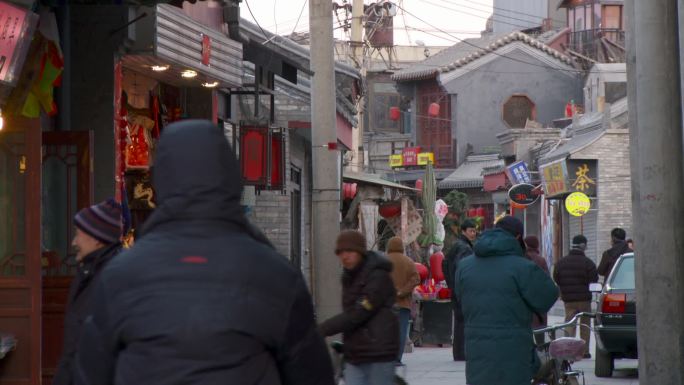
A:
[[598, 241, 632, 278], [443, 234, 473, 300], [75, 121, 333, 385], [319, 252, 399, 364], [553, 248, 599, 302], [53, 243, 121, 385]]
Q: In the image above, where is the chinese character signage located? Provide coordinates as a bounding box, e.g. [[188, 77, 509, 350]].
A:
[[541, 161, 569, 197], [417, 152, 434, 166], [567, 159, 597, 197], [0, 1, 38, 85], [389, 154, 403, 168], [506, 161, 532, 184], [402, 147, 421, 166]]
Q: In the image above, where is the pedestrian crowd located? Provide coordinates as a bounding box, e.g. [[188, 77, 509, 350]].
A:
[[52, 120, 633, 385]]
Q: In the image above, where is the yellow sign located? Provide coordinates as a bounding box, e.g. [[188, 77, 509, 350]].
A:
[[417, 152, 435, 166], [565, 192, 591, 217], [389, 154, 403, 168]]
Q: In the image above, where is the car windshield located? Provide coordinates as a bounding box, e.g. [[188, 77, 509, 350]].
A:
[[610, 256, 635, 290]]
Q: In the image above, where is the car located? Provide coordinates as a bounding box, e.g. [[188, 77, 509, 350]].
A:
[[591, 252, 637, 377]]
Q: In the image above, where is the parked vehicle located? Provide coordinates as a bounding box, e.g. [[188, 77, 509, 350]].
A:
[[591, 252, 637, 377], [533, 312, 596, 385]]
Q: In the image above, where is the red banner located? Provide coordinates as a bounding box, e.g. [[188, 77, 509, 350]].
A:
[[402, 146, 421, 166]]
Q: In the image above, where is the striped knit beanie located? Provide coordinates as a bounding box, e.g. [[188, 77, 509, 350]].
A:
[[74, 199, 122, 244]]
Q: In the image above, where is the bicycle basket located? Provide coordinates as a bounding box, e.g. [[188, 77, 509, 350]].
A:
[[548, 337, 585, 361]]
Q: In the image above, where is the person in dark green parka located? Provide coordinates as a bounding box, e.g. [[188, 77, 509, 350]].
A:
[[455, 216, 559, 385]]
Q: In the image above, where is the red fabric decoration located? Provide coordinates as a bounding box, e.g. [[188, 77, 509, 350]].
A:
[[415, 263, 429, 281], [429, 252, 445, 281]]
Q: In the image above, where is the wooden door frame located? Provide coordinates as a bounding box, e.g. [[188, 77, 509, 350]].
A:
[[0, 116, 42, 385]]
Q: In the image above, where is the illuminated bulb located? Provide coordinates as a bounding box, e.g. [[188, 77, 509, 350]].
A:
[[181, 70, 198, 78], [202, 81, 219, 88], [151, 65, 169, 72], [0, 108, 3, 131]]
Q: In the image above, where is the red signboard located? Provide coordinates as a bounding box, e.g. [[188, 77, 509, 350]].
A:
[[240, 128, 267, 185], [402, 147, 421, 166], [201, 34, 211, 66]]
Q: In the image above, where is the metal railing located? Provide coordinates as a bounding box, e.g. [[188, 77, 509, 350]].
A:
[[568, 28, 625, 60]]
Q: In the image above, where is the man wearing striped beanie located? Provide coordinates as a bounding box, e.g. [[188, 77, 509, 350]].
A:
[[53, 199, 123, 385]]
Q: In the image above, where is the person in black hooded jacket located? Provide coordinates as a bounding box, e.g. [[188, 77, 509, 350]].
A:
[[319, 230, 399, 385], [75, 120, 334, 385]]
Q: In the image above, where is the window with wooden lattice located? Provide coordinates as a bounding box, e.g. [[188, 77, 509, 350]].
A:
[[502, 95, 536, 128]]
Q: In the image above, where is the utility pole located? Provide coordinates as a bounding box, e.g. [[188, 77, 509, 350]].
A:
[[626, 0, 684, 382], [350, 0, 366, 172], [310, 0, 342, 323]]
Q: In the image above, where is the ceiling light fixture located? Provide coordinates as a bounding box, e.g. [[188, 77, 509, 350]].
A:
[[202, 81, 219, 88], [151, 65, 170, 72], [181, 70, 198, 78], [0, 108, 4, 131]]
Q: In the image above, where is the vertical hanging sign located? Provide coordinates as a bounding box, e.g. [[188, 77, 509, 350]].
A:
[[201, 34, 211, 66], [0, 1, 38, 85]]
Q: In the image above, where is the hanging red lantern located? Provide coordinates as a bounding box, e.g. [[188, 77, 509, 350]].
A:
[[415, 178, 423, 191], [343, 183, 357, 200], [428, 102, 440, 117], [379, 201, 401, 218], [389, 106, 401, 121], [415, 263, 429, 281], [429, 252, 445, 282], [467, 208, 478, 217], [476, 207, 486, 217]]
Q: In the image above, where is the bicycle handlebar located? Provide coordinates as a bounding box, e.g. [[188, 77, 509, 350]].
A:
[[533, 312, 596, 335]]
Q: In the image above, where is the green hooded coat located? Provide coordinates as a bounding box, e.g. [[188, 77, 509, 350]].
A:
[[456, 229, 559, 385]]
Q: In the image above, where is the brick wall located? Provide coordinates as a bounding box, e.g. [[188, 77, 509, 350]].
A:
[[571, 129, 633, 255]]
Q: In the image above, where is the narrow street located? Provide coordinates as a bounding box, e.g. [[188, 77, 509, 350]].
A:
[[400, 314, 639, 385]]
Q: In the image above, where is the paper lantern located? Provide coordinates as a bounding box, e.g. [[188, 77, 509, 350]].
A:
[[415, 179, 423, 191], [476, 207, 486, 217], [415, 263, 429, 281], [467, 208, 478, 217], [343, 183, 357, 200], [379, 201, 401, 218], [428, 102, 440, 117], [429, 252, 445, 282], [389, 106, 401, 121]]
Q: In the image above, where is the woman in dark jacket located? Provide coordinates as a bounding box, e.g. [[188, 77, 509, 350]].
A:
[[319, 230, 399, 385]]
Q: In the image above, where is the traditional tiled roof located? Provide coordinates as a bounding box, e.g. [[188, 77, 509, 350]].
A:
[[438, 154, 504, 190], [392, 31, 573, 82]]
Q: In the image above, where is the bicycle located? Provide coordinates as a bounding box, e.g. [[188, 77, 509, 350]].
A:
[[330, 341, 409, 385], [532, 312, 596, 385]]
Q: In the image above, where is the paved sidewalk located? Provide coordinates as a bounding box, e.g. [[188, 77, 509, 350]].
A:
[[399, 314, 639, 385]]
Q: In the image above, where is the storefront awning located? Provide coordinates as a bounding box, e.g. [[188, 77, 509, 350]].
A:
[[344, 172, 418, 192], [438, 154, 503, 190], [123, 4, 242, 88]]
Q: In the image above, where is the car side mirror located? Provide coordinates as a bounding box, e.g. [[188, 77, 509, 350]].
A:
[[589, 283, 603, 293]]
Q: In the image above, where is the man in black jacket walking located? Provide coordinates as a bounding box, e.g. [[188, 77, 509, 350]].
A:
[[319, 230, 399, 385], [53, 199, 123, 385], [598, 228, 632, 279], [553, 235, 599, 358], [75, 120, 334, 385], [442, 219, 477, 361]]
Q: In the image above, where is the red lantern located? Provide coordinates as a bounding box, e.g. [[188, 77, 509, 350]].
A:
[[428, 102, 440, 117], [415, 179, 423, 191], [476, 207, 486, 217], [468, 208, 477, 217], [379, 201, 401, 218], [429, 252, 445, 282], [415, 263, 429, 281], [389, 106, 401, 121], [343, 183, 357, 200]]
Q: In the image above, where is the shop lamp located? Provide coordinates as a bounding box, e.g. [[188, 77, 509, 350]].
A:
[[181, 70, 198, 78], [151, 65, 169, 72], [202, 81, 219, 88]]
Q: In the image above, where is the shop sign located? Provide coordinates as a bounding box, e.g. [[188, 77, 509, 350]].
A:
[[402, 146, 421, 166], [417, 152, 435, 166], [0, 2, 38, 85], [541, 161, 569, 196], [389, 154, 403, 168], [201, 34, 211, 66], [567, 159, 597, 197], [565, 192, 591, 217], [506, 161, 532, 184], [508, 183, 541, 206]]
